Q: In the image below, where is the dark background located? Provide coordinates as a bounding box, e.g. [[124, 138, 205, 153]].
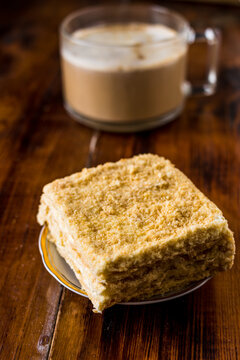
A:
[[0, 1, 239, 359]]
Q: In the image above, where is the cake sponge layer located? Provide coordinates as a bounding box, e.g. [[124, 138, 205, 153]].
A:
[[37, 154, 235, 311]]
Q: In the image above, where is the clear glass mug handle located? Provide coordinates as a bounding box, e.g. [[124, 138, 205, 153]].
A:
[[187, 28, 221, 96]]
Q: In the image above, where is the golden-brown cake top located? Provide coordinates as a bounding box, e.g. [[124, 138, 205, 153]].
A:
[[38, 154, 227, 272]]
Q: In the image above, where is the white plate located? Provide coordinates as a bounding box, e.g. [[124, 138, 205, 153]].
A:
[[39, 226, 211, 305]]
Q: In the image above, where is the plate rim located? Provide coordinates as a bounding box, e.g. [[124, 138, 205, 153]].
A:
[[38, 226, 211, 305], [39, 226, 88, 298]]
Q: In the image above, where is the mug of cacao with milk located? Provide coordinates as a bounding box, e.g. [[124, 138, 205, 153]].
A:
[[60, 5, 220, 132]]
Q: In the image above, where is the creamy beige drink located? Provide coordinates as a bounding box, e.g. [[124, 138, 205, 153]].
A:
[[61, 23, 187, 123]]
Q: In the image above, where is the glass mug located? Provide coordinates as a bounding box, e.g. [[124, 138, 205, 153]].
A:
[[60, 5, 220, 132]]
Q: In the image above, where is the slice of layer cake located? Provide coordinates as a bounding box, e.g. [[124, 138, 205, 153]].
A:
[[37, 154, 235, 312]]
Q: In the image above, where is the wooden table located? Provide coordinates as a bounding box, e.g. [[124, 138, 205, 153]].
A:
[[0, 1, 239, 359]]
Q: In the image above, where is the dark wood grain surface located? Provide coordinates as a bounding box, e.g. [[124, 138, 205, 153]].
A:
[[0, 1, 239, 359]]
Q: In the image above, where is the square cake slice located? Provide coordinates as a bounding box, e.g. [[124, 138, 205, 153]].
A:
[[37, 154, 235, 312]]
